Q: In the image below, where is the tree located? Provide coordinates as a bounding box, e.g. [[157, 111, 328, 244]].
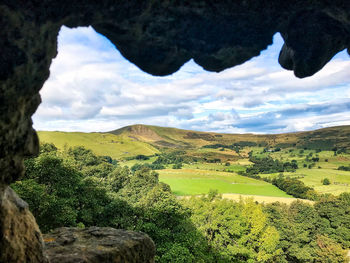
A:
[[322, 178, 331, 185], [107, 166, 131, 193], [12, 153, 82, 231], [184, 197, 282, 262], [315, 235, 347, 263], [172, 163, 182, 169]]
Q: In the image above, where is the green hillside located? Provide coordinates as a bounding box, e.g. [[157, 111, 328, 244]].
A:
[[37, 131, 159, 159], [109, 124, 350, 150], [39, 124, 350, 159]]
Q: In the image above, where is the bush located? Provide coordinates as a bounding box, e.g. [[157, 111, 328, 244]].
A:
[[338, 166, 350, 171], [322, 178, 331, 185], [172, 163, 182, 169]]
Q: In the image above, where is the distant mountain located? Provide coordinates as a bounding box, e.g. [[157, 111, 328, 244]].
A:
[[38, 125, 350, 159]]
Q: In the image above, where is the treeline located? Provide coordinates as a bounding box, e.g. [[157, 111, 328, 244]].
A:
[[125, 154, 151, 161], [131, 162, 165, 171], [272, 175, 318, 200], [202, 141, 258, 149], [202, 141, 259, 154], [152, 150, 186, 165], [127, 151, 190, 171], [338, 165, 350, 171], [246, 156, 298, 174]]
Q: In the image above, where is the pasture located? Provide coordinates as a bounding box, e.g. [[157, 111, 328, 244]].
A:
[[158, 168, 291, 197]]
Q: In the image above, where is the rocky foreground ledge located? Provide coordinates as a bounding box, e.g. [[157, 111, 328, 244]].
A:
[[44, 227, 155, 263]]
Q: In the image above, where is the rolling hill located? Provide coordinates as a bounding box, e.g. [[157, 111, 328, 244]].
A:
[[109, 124, 350, 150], [38, 124, 350, 160]]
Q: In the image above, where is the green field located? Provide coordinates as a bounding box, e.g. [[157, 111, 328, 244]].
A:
[[298, 168, 350, 195], [158, 169, 291, 197]]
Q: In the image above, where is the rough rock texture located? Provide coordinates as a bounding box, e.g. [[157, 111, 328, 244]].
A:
[[0, 1, 350, 262], [44, 227, 156, 263], [0, 186, 48, 263]]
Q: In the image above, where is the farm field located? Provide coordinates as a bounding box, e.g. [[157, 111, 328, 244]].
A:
[[158, 168, 291, 197], [298, 168, 350, 195], [257, 169, 350, 196]]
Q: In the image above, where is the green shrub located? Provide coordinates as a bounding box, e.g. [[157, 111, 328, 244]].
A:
[[322, 178, 331, 185]]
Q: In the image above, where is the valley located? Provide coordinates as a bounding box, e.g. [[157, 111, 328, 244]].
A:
[[38, 124, 350, 202], [15, 124, 350, 262]]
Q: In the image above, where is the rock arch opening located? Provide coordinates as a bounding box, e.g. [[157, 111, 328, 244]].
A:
[[1, 1, 350, 262]]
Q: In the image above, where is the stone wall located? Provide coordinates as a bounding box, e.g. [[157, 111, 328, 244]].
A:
[[0, 1, 349, 262]]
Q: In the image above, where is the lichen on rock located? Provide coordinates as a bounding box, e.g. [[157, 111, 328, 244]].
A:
[[44, 227, 156, 263]]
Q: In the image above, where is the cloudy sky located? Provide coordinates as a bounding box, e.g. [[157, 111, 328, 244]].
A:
[[33, 26, 350, 134]]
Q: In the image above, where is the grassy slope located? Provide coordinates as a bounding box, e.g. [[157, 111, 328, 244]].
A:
[[39, 124, 350, 160], [38, 131, 159, 159], [298, 169, 350, 195], [110, 124, 350, 150]]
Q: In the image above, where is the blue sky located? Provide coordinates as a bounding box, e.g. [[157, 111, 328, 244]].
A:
[[33, 26, 350, 134]]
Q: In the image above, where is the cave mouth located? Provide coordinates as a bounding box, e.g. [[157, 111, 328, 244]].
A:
[[1, 2, 350, 262]]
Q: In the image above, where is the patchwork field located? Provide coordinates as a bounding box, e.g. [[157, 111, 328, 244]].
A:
[[38, 125, 350, 200]]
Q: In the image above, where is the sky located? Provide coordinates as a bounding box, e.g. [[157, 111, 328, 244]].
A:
[[33, 26, 350, 134]]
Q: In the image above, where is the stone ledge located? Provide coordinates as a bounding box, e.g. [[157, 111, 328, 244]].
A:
[[44, 227, 155, 263]]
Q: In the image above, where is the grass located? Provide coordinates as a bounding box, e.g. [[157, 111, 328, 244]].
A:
[[298, 168, 350, 195], [259, 167, 350, 196], [158, 169, 291, 197], [38, 131, 159, 159]]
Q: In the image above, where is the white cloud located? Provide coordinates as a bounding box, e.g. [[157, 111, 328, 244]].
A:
[[33, 27, 350, 134]]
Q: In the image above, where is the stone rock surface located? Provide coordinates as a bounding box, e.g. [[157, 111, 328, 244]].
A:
[[0, 1, 350, 262], [44, 227, 156, 263], [0, 186, 48, 263]]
